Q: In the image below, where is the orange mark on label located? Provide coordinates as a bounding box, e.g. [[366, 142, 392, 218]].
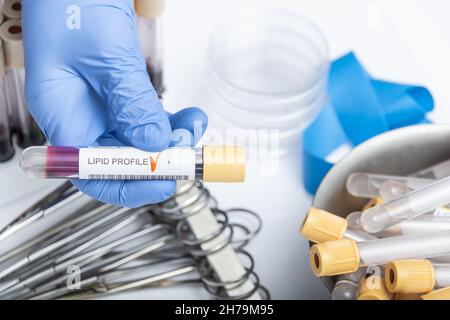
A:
[[149, 153, 162, 172]]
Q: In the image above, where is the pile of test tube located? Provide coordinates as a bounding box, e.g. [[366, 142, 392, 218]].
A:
[[0, 0, 46, 163], [300, 159, 450, 300]]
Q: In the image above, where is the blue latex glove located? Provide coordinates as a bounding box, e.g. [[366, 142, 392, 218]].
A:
[[22, 0, 207, 207]]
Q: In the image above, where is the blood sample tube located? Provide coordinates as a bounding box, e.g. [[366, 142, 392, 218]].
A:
[[135, 0, 165, 97], [0, 19, 46, 148], [21, 145, 246, 182], [0, 37, 14, 162]]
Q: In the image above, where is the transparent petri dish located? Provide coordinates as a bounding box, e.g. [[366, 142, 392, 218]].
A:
[[206, 6, 329, 155]]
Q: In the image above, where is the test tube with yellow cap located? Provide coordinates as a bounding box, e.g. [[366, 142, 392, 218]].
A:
[[20, 145, 246, 182], [300, 208, 377, 243], [385, 259, 450, 294], [310, 230, 450, 277], [360, 175, 450, 233]]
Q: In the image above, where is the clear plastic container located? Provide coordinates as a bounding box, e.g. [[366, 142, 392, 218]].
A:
[[206, 6, 329, 154]]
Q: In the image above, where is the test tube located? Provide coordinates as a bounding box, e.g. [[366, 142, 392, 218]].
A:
[[2, 0, 21, 20], [385, 260, 450, 294], [413, 159, 450, 179], [349, 210, 450, 237], [0, 37, 15, 162], [362, 197, 384, 211], [21, 145, 246, 182], [0, 19, 46, 148], [0, 0, 4, 23], [300, 208, 377, 244], [135, 0, 165, 97], [378, 180, 411, 201], [359, 175, 450, 233], [331, 268, 365, 300], [346, 172, 433, 199], [310, 230, 450, 276]]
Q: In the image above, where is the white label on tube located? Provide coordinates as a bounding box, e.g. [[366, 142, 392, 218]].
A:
[[79, 147, 196, 180]]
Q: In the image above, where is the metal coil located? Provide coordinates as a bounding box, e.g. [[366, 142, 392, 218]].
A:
[[153, 181, 270, 300]]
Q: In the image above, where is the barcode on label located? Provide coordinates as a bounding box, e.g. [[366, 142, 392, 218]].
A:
[[87, 174, 190, 180]]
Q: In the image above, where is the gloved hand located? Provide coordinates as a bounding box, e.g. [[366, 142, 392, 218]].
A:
[[22, 0, 207, 207]]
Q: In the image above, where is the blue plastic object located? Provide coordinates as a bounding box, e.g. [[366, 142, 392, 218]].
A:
[[303, 52, 434, 194]]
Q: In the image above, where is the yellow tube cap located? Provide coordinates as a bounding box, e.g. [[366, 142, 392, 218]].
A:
[[362, 197, 384, 211], [135, 0, 164, 19], [421, 287, 450, 300], [202, 145, 246, 182], [358, 275, 393, 300], [385, 260, 435, 294], [3, 0, 22, 20], [310, 238, 360, 276], [300, 208, 348, 243]]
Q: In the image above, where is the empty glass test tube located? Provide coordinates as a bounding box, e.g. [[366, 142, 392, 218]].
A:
[[310, 230, 450, 276], [386, 260, 450, 294], [0, 19, 46, 148], [347, 211, 450, 237], [21, 145, 246, 182], [0, 38, 15, 162], [413, 159, 450, 180], [346, 172, 433, 199], [135, 0, 164, 97], [331, 268, 366, 300], [360, 175, 450, 233]]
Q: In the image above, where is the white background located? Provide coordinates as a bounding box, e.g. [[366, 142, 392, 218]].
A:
[[1, 0, 450, 299]]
